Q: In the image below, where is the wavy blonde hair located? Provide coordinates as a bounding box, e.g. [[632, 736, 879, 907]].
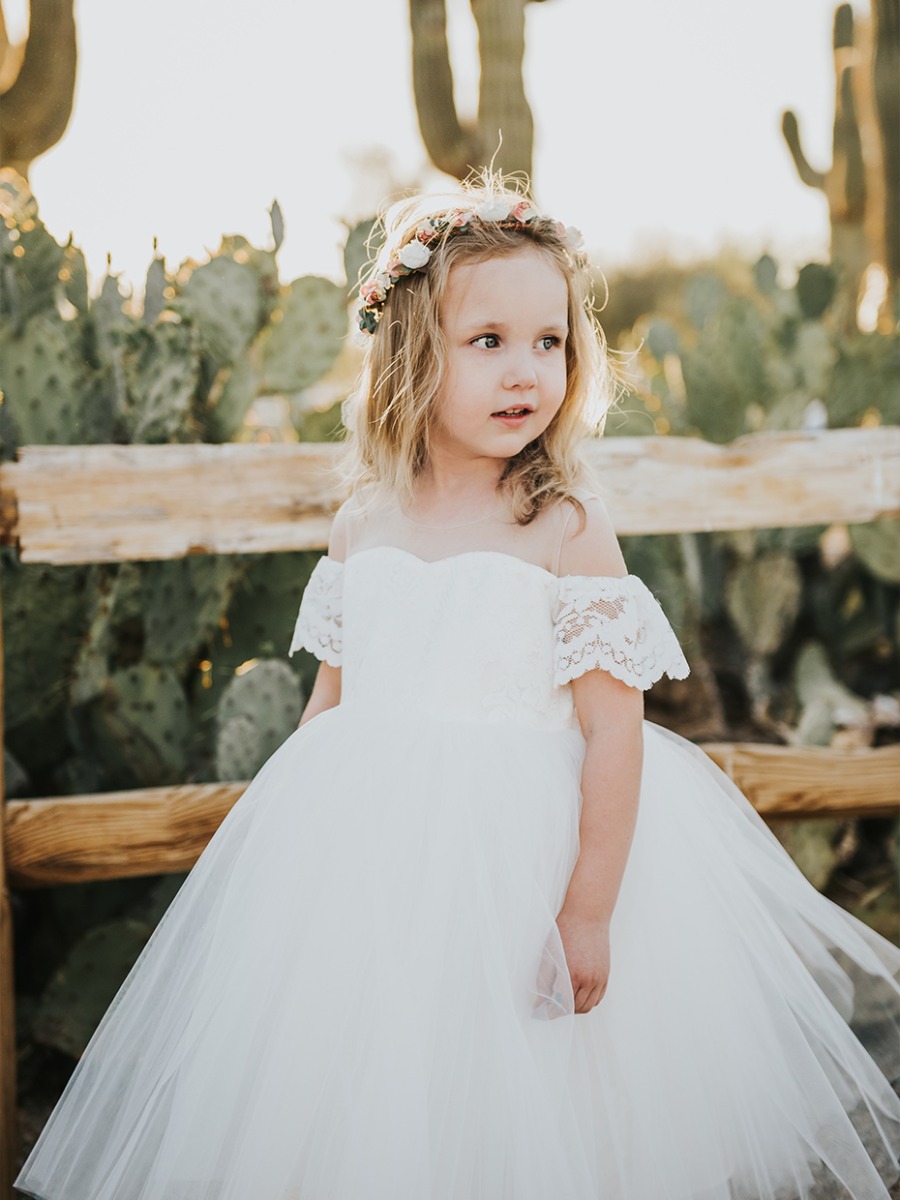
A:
[[340, 173, 615, 525]]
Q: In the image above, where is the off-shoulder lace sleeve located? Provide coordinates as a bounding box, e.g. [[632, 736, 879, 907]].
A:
[[553, 574, 690, 690], [288, 556, 344, 666]]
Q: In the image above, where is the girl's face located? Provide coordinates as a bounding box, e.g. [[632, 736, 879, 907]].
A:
[[431, 247, 569, 467]]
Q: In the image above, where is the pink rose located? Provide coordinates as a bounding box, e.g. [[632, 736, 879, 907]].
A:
[[360, 279, 387, 305], [511, 201, 538, 223]]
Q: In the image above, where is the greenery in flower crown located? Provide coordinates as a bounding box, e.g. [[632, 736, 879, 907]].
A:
[[357, 199, 587, 334]]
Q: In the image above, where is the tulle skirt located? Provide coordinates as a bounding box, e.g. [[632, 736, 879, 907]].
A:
[[14, 708, 900, 1200]]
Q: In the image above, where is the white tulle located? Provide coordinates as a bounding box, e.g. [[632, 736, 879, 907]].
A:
[[15, 547, 900, 1200]]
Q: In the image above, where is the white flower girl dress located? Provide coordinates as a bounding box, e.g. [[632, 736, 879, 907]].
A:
[[14, 495, 900, 1200]]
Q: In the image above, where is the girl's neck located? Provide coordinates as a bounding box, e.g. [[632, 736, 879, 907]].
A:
[[405, 470, 511, 528], [408, 458, 508, 526]]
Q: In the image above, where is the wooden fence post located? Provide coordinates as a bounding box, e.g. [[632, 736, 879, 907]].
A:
[[0, 573, 16, 1199]]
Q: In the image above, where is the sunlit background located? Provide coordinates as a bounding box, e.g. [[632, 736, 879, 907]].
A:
[[7, 0, 842, 290]]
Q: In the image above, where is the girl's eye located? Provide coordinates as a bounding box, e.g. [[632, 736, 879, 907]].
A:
[[472, 334, 500, 349], [539, 335, 562, 350]]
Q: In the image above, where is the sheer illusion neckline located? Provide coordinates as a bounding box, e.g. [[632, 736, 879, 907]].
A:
[[337, 544, 635, 586], [397, 503, 506, 530]]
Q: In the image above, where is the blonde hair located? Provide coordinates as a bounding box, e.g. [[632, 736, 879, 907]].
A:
[[340, 173, 615, 525]]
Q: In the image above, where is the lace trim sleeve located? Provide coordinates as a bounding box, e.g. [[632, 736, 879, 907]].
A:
[[288, 556, 344, 666], [553, 574, 690, 691]]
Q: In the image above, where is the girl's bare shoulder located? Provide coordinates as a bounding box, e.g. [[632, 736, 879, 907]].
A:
[[554, 488, 626, 578]]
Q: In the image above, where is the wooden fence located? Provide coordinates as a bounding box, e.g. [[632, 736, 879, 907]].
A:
[[1, 427, 899, 1194]]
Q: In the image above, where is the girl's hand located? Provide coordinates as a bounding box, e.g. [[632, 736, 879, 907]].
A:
[[556, 910, 611, 1014]]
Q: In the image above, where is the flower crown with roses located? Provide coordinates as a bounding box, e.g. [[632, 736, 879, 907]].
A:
[[357, 198, 588, 334]]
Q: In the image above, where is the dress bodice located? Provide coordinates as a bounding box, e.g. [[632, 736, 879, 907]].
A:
[[290, 547, 689, 732]]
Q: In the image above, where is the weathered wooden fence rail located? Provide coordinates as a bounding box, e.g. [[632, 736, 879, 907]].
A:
[[1, 427, 899, 1193]]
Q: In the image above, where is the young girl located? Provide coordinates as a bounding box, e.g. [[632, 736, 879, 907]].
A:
[[15, 177, 900, 1200]]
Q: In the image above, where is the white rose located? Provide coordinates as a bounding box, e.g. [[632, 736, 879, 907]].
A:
[[398, 240, 432, 269], [475, 200, 511, 221], [565, 225, 585, 251]]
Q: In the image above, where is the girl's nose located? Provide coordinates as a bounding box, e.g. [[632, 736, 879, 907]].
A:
[[502, 348, 538, 389]]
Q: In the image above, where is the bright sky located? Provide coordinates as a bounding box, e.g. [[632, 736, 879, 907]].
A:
[[10, 0, 844, 292]]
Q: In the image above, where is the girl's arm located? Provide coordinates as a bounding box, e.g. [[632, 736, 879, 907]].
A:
[[556, 499, 645, 1014], [297, 502, 350, 727], [298, 661, 342, 727]]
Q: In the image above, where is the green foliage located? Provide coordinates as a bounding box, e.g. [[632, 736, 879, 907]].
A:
[[0, 172, 352, 455], [602, 252, 900, 443], [0, 174, 353, 804]]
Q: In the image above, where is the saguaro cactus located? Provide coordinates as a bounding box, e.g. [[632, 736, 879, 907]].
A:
[[782, 5, 868, 331], [0, 0, 77, 177], [871, 0, 899, 311], [409, 0, 544, 180], [782, 1, 900, 328]]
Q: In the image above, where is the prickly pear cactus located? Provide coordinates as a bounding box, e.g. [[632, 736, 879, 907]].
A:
[[1, 552, 89, 729], [140, 555, 244, 667], [215, 712, 262, 782], [725, 553, 803, 658], [848, 520, 900, 584], [215, 659, 303, 780], [88, 663, 191, 787], [142, 252, 169, 326], [343, 216, 379, 294], [681, 298, 775, 443], [0, 314, 114, 443], [173, 255, 266, 367], [795, 263, 836, 320], [0, 172, 65, 329], [792, 640, 871, 746], [33, 919, 153, 1058], [205, 354, 260, 444], [120, 320, 201, 443], [61, 239, 89, 315], [260, 275, 348, 393]]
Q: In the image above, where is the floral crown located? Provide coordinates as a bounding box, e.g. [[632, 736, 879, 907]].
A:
[[357, 198, 588, 334]]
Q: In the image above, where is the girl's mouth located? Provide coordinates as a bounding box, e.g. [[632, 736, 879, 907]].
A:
[[491, 407, 532, 425]]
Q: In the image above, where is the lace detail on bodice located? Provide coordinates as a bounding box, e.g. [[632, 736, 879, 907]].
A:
[[553, 575, 690, 690], [289, 551, 690, 718], [288, 556, 343, 666]]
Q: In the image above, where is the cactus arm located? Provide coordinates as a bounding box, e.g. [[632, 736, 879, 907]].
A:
[[872, 0, 900, 294], [0, 3, 26, 93], [781, 111, 827, 191], [409, 0, 481, 180], [0, 0, 76, 178], [834, 66, 866, 220], [471, 0, 534, 179]]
